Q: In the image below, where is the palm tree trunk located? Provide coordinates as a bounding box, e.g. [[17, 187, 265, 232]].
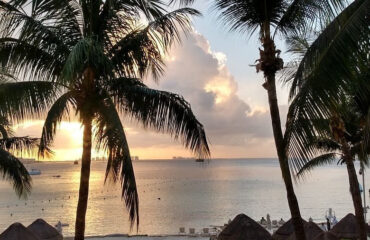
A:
[[265, 75, 306, 240], [261, 31, 306, 239], [74, 117, 93, 240], [342, 140, 367, 240]]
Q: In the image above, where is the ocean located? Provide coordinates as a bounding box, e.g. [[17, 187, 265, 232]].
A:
[[0, 159, 366, 237]]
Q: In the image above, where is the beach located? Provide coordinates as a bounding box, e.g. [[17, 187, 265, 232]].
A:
[[64, 235, 209, 240], [0, 159, 366, 238]]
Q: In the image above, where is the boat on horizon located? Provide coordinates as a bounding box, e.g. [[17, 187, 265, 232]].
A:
[[73, 160, 78, 165], [195, 159, 205, 162], [28, 169, 41, 175]]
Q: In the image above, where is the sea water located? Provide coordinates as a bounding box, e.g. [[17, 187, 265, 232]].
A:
[[0, 159, 365, 237]]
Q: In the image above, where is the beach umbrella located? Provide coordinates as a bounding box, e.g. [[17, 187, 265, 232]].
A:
[[272, 218, 308, 240], [330, 213, 359, 239], [287, 222, 323, 240], [313, 232, 339, 240], [0, 222, 40, 240], [218, 214, 272, 240], [27, 219, 63, 240]]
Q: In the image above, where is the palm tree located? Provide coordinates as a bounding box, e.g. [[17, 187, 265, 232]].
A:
[[212, 1, 346, 238], [284, 1, 370, 239], [292, 102, 370, 239], [0, 115, 37, 197], [0, 1, 210, 239]]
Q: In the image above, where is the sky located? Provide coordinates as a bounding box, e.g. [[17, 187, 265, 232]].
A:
[[13, 1, 294, 161]]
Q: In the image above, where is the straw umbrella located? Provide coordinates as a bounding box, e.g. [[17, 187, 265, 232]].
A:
[[0, 222, 40, 240], [27, 219, 63, 240], [218, 214, 272, 240], [330, 213, 359, 239], [272, 218, 308, 240], [287, 222, 323, 240], [313, 232, 339, 240]]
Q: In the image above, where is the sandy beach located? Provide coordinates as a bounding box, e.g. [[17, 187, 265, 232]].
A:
[[64, 235, 210, 240]]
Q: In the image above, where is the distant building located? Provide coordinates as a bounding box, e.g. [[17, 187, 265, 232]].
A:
[[172, 156, 194, 160]]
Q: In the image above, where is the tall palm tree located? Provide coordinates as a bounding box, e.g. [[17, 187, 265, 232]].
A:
[[293, 103, 370, 239], [0, 115, 37, 197], [285, 0, 370, 239], [212, 1, 345, 238], [0, 1, 210, 239]]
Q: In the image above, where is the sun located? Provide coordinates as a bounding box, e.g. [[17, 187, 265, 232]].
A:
[[59, 122, 84, 145]]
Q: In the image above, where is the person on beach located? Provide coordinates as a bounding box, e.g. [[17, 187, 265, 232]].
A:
[[326, 218, 331, 230]]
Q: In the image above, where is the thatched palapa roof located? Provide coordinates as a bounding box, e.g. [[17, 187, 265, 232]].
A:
[[287, 221, 323, 240], [0, 222, 40, 240], [313, 232, 339, 240], [330, 213, 358, 239], [218, 214, 272, 240], [272, 218, 308, 240], [28, 219, 63, 240]]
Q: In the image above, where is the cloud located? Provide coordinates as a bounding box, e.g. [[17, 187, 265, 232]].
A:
[[126, 32, 287, 158]]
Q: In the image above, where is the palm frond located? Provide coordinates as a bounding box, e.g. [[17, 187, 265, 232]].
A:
[[94, 96, 139, 229], [107, 78, 210, 158], [285, 33, 311, 59], [108, 27, 165, 80], [296, 153, 338, 178], [108, 7, 199, 80], [0, 136, 39, 156], [62, 38, 112, 84], [0, 116, 11, 138], [39, 91, 75, 158], [0, 148, 31, 198], [275, 0, 347, 36], [0, 81, 58, 122], [285, 97, 334, 173], [168, 0, 195, 6], [288, 0, 370, 99], [212, 0, 286, 35], [285, 0, 370, 174], [148, 7, 201, 47], [0, 38, 64, 82], [0, 0, 81, 51]]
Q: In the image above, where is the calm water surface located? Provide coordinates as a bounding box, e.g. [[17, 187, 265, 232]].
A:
[[0, 159, 366, 237]]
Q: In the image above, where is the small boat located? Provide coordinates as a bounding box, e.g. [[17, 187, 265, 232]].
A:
[[73, 160, 78, 165], [195, 159, 205, 162], [28, 169, 41, 175]]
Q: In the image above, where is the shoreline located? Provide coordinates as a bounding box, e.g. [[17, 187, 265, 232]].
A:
[[64, 235, 212, 240]]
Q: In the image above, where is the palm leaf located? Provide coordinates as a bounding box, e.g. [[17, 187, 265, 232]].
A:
[[288, 0, 370, 99], [0, 116, 11, 139], [61, 38, 112, 84], [94, 96, 139, 229], [108, 7, 200, 81], [107, 78, 210, 158], [39, 91, 75, 158], [0, 148, 31, 198], [0, 136, 39, 155], [0, 81, 58, 122], [275, 0, 347, 36], [148, 8, 201, 47], [296, 153, 338, 178], [0, 38, 64, 82], [212, 0, 286, 35]]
